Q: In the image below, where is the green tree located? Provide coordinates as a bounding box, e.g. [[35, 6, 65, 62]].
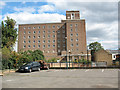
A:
[[2, 46, 11, 69], [88, 42, 104, 61], [1, 16, 17, 50], [88, 41, 103, 52]]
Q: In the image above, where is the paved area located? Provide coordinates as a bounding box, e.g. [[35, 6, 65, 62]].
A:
[[1, 69, 119, 88]]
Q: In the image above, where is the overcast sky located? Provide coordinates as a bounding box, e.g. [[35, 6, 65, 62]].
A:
[[0, 0, 118, 51]]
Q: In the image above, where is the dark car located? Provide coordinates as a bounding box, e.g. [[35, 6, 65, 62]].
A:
[[18, 62, 41, 73]]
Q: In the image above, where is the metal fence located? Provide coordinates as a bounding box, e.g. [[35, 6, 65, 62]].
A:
[[48, 62, 106, 69]]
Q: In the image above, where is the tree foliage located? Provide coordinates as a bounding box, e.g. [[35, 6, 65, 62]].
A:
[[1, 16, 17, 50], [88, 41, 104, 52]]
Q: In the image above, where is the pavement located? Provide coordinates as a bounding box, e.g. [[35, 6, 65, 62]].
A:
[[1, 69, 119, 88]]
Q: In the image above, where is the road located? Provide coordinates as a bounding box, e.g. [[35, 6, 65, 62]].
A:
[[1, 69, 119, 88]]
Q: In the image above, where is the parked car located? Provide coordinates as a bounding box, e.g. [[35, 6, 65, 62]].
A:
[[18, 62, 41, 73], [37, 60, 49, 70]]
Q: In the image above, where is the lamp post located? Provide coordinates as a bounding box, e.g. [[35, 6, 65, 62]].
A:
[[69, 50, 71, 68], [87, 46, 89, 66], [65, 37, 68, 69]]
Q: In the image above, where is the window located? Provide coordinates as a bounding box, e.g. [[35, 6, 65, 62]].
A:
[[63, 44, 65, 47], [63, 30, 65, 33], [28, 31, 31, 34], [28, 45, 30, 48], [23, 36, 26, 39], [48, 26, 50, 29], [62, 26, 65, 29], [43, 40, 45, 43], [23, 45, 26, 48], [70, 34, 73, 37], [23, 41, 26, 43], [70, 24, 72, 27], [58, 50, 60, 52], [43, 35, 45, 38], [58, 44, 60, 48], [33, 40, 35, 43], [24, 31, 26, 34], [28, 27, 31, 29], [33, 36, 35, 38], [33, 31, 36, 34], [43, 26, 45, 29], [53, 50, 55, 53], [28, 40, 30, 43], [53, 26, 55, 29], [58, 40, 60, 43], [43, 45, 45, 48], [75, 24, 78, 27], [76, 38, 78, 41], [38, 45, 40, 48], [57, 26, 60, 29], [53, 40, 55, 43], [76, 43, 78, 47], [43, 31, 45, 33], [33, 45, 35, 48], [33, 27, 36, 29], [76, 48, 79, 51], [76, 33, 78, 37], [63, 39, 65, 43], [53, 45, 55, 48], [48, 51, 50, 53], [48, 40, 50, 43], [57, 30, 60, 33], [57, 34, 60, 37], [71, 44, 73, 47], [38, 36, 40, 38], [53, 31, 55, 33], [48, 31, 50, 33], [38, 26, 40, 29], [48, 35, 50, 38], [71, 39, 73, 42], [28, 36, 30, 39], [38, 40, 40, 43], [53, 35, 55, 38], [38, 31, 40, 33], [24, 27, 26, 29], [71, 13, 74, 19], [70, 29, 72, 32], [48, 45, 50, 48]]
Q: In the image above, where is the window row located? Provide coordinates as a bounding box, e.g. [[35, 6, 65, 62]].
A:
[[23, 39, 66, 43], [23, 25, 65, 30], [23, 35, 56, 39], [70, 43, 79, 47], [70, 33, 78, 37], [24, 30, 65, 34], [23, 45, 56, 48], [70, 24, 78, 27], [70, 38, 78, 42]]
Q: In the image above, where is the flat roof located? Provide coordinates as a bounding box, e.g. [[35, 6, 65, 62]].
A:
[[19, 22, 65, 26]]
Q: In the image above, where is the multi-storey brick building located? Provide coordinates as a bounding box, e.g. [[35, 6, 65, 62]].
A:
[[18, 11, 91, 61]]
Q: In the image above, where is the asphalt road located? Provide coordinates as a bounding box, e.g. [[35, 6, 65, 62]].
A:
[[1, 69, 119, 88]]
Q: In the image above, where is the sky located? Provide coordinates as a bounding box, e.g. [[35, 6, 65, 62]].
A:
[[0, 0, 119, 51]]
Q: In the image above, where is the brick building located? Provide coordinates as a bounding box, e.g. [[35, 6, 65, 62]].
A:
[[18, 11, 91, 61]]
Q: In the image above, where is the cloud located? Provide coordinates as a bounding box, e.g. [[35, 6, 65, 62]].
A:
[[0, 1, 6, 9], [3, 12, 66, 24], [38, 5, 55, 13], [13, 7, 36, 13]]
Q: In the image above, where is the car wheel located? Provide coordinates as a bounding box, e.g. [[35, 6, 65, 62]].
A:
[[29, 69, 32, 73], [38, 68, 40, 71]]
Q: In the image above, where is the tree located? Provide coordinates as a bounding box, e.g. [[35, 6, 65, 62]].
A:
[[88, 41, 104, 52], [2, 46, 11, 69], [1, 16, 17, 50], [88, 42, 104, 61]]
